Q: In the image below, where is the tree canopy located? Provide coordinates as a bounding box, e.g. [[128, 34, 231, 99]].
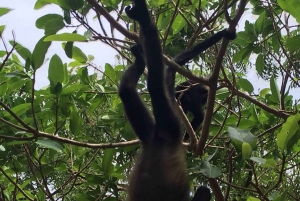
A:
[[0, 0, 300, 200]]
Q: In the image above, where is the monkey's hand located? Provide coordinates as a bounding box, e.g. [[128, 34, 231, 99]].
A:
[[192, 186, 211, 201], [125, 0, 151, 25], [222, 28, 237, 40]]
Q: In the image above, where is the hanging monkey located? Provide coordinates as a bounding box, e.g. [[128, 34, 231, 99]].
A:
[[119, 0, 236, 200]]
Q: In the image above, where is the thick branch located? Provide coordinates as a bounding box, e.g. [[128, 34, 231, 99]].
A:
[[86, 0, 138, 41]]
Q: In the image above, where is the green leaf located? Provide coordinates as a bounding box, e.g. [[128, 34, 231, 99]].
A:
[[272, 191, 287, 201], [9, 80, 27, 92], [232, 45, 254, 63], [44, 19, 65, 35], [36, 14, 65, 35], [36, 140, 63, 152], [228, 127, 258, 150], [250, 156, 266, 164], [200, 161, 222, 178], [36, 14, 63, 29], [0, 7, 12, 17], [250, 156, 276, 168], [254, 11, 265, 34], [85, 175, 105, 185], [152, 0, 167, 6], [48, 54, 64, 84], [272, 34, 280, 53], [255, 54, 264, 74], [102, 148, 115, 174], [276, 114, 300, 151], [216, 88, 230, 100], [70, 110, 82, 136], [60, 103, 72, 117], [58, 0, 84, 10], [278, 0, 300, 24], [0, 145, 5, 151], [262, 158, 276, 168], [72, 46, 87, 63], [259, 88, 270, 97], [31, 36, 51, 69], [242, 142, 252, 159], [9, 41, 31, 61], [64, 10, 71, 24], [247, 197, 260, 201], [79, 67, 89, 84], [0, 25, 5, 35], [50, 82, 62, 95], [44, 33, 87, 42], [34, 1, 51, 9], [61, 84, 88, 95], [0, 82, 7, 96], [238, 119, 256, 129], [250, 105, 259, 123], [12, 53, 20, 63], [234, 31, 257, 46], [285, 35, 300, 53], [172, 14, 186, 35], [64, 42, 73, 58], [0, 50, 6, 57], [105, 63, 116, 82], [270, 75, 280, 104], [238, 78, 254, 93], [4, 103, 31, 118]]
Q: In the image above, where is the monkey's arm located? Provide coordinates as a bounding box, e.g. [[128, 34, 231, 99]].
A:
[[173, 29, 236, 66], [125, 0, 182, 143], [167, 29, 236, 103], [119, 45, 154, 143]]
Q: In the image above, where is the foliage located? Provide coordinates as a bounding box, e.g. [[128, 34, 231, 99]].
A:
[[0, 0, 300, 200]]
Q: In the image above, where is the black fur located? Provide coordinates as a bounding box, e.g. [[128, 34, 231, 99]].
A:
[[175, 80, 208, 141], [192, 186, 212, 201], [170, 29, 236, 141], [120, 1, 236, 201], [122, 1, 189, 200]]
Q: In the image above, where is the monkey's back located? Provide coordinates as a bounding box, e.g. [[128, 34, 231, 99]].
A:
[[128, 142, 189, 201]]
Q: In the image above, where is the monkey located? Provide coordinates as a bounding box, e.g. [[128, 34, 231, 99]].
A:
[[169, 29, 236, 141], [121, 44, 207, 201], [120, 45, 211, 201], [175, 80, 208, 141], [126, 28, 236, 142], [120, 0, 192, 200], [121, 5, 190, 201], [119, 1, 236, 201]]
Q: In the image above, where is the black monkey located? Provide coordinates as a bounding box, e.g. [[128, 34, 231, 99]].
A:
[[120, 46, 211, 201], [128, 29, 236, 141], [120, 0, 192, 200], [175, 80, 208, 141], [169, 29, 236, 141], [119, 1, 236, 201]]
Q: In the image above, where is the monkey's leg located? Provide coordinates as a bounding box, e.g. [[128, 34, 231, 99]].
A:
[[119, 46, 154, 143], [126, 0, 182, 142]]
